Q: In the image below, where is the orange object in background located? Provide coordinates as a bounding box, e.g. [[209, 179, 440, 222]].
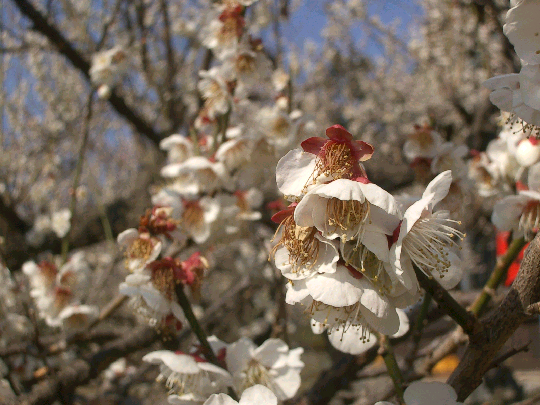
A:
[[496, 231, 528, 286]]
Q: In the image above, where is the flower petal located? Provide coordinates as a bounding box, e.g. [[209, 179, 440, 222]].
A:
[[238, 385, 277, 405]]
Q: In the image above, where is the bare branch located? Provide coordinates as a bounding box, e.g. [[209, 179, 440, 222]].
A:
[[11, 0, 163, 146]]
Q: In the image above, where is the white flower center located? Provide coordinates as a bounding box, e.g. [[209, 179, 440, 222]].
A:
[[240, 359, 276, 393], [271, 216, 320, 275], [306, 300, 372, 342], [325, 198, 370, 241], [403, 211, 464, 278], [157, 366, 206, 397], [341, 242, 390, 294]]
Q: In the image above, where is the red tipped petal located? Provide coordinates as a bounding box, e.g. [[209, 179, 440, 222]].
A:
[[352, 140, 374, 161], [271, 204, 297, 223], [345, 264, 363, 279], [353, 176, 371, 184], [301, 137, 327, 155], [325, 125, 353, 142]]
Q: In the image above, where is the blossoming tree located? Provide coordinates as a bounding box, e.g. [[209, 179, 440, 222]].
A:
[[2, 0, 540, 404]]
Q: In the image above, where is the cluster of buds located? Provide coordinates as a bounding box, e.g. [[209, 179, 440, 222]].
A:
[[143, 336, 303, 403], [151, 0, 310, 248], [117, 207, 209, 333], [22, 253, 98, 330], [271, 125, 464, 354]]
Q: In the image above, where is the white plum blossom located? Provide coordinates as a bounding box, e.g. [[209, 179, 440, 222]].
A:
[[515, 137, 540, 167], [215, 136, 254, 172], [179, 197, 221, 244], [376, 381, 463, 405], [293, 178, 401, 242], [89, 46, 128, 89], [484, 68, 540, 132], [56, 252, 90, 299], [51, 208, 71, 238], [198, 67, 232, 118], [468, 151, 504, 197], [142, 350, 232, 404], [431, 142, 469, 178], [117, 229, 162, 273], [161, 157, 231, 196], [403, 125, 444, 162], [316, 307, 409, 355], [23, 260, 58, 298], [160, 134, 194, 164], [390, 171, 464, 291], [204, 385, 277, 405], [221, 39, 272, 88], [271, 68, 289, 92], [503, 0, 540, 65], [58, 304, 99, 331], [492, 163, 540, 240], [119, 272, 185, 327], [286, 269, 402, 347], [225, 337, 304, 400], [255, 107, 296, 150], [275, 125, 373, 199]]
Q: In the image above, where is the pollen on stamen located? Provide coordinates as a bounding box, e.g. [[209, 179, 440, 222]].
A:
[[325, 198, 370, 239], [404, 212, 465, 277], [270, 215, 321, 275], [316, 142, 355, 179]]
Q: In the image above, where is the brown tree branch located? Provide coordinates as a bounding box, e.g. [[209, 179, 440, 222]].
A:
[[448, 233, 540, 401], [17, 326, 158, 405]]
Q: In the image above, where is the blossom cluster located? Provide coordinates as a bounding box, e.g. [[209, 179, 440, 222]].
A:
[[271, 124, 464, 354], [22, 252, 98, 330], [117, 207, 211, 331], [143, 336, 303, 404]]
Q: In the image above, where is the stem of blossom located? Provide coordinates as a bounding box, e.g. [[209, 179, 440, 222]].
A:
[[189, 126, 200, 156], [405, 293, 432, 369], [174, 284, 239, 400], [378, 334, 405, 404], [212, 108, 231, 154], [287, 74, 293, 114], [61, 91, 94, 264], [413, 265, 478, 335], [469, 237, 526, 316]]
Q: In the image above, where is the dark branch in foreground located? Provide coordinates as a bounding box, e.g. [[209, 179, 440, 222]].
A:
[[449, 233, 540, 401], [414, 265, 479, 335]]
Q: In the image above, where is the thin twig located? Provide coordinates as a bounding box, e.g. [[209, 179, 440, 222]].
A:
[[414, 265, 479, 335], [61, 92, 94, 263], [488, 340, 531, 370], [174, 284, 239, 400], [378, 334, 405, 404], [405, 293, 432, 369]]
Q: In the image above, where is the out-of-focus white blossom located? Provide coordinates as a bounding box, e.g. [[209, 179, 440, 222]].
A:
[[160, 134, 194, 164], [204, 385, 277, 405], [376, 381, 463, 405], [51, 208, 71, 238], [89, 46, 128, 89], [142, 350, 232, 403], [224, 337, 304, 400], [503, 0, 540, 65]]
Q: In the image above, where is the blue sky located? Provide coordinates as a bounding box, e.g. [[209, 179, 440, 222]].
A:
[[281, 0, 423, 58]]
